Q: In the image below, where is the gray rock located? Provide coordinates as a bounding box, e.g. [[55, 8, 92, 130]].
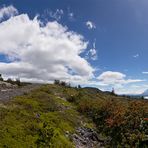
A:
[[72, 127, 106, 148], [0, 84, 41, 101]]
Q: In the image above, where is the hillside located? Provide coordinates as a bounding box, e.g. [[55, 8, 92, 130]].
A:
[[0, 84, 148, 147]]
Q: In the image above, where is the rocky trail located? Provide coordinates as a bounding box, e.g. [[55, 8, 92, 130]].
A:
[[0, 83, 41, 101], [54, 92, 107, 148], [72, 127, 108, 148]]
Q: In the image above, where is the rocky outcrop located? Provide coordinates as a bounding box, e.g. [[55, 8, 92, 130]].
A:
[[0, 84, 41, 101], [71, 127, 109, 148], [0, 81, 17, 90]]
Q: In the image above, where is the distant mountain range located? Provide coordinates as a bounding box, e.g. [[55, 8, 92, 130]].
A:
[[120, 89, 148, 98], [140, 89, 148, 97], [119, 89, 148, 98]]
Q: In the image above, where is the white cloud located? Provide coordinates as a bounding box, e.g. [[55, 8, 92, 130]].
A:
[[89, 49, 97, 60], [97, 71, 144, 86], [86, 21, 96, 29], [115, 84, 148, 95], [69, 13, 73, 17], [68, 12, 74, 20], [95, 71, 146, 95], [67, 7, 75, 21], [133, 54, 139, 58], [49, 9, 64, 21], [86, 40, 97, 60], [142, 72, 148, 74], [0, 9, 94, 84], [0, 5, 18, 21]]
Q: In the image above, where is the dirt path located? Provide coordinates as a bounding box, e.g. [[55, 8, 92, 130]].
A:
[[54, 93, 106, 148], [0, 84, 41, 102]]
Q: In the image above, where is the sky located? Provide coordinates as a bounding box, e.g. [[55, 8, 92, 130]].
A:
[[0, 0, 148, 94]]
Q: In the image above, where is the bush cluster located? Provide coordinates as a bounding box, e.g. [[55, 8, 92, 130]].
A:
[[54, 80, 71, 87], [78, 98, 148, 147]]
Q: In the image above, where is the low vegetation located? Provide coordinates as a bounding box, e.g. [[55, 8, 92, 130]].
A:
[[0, 82, 147, 147], [78, 96, 148, 147]]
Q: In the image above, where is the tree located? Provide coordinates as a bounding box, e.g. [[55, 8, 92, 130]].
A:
[[111, 88, 115, 95], [141, 96, 144, 99], [54, 80, 60, 85], [15, 78, 21, 86], [0, 74, 3, 81], [7, 78, 13, 84], [60, 81, 66, 86], [78, 85, 81, 89]]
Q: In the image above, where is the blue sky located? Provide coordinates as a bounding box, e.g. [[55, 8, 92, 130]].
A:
[[0, 0, 148, 94]]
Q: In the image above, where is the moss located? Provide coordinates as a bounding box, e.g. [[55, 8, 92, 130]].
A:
[[50, 134, 74, 148], [0, 85, 77, 147]]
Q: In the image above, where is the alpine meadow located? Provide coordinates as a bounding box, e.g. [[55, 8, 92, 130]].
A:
[[0, 0, 148, 148]]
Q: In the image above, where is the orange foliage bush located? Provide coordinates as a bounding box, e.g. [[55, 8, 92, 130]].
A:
[[78, 97, 148, 147]]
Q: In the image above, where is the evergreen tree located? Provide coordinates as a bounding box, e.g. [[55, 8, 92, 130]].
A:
[[0, 74, 3, 81]]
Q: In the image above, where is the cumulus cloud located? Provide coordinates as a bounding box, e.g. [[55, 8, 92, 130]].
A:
[[115, 84, 148, 95], [0, 8, 94, 83], [97, 71, 144, 86], [0, 5, 18, 21], [86, 21, 96, 29]]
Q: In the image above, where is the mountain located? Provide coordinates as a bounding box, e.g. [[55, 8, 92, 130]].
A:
[[141, 89, 148, 96], [124, 89, 148, 98]]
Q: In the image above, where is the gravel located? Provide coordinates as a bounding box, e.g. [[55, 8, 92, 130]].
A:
[[71, 127, 109, 148], [0, 84, 41, 101]]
